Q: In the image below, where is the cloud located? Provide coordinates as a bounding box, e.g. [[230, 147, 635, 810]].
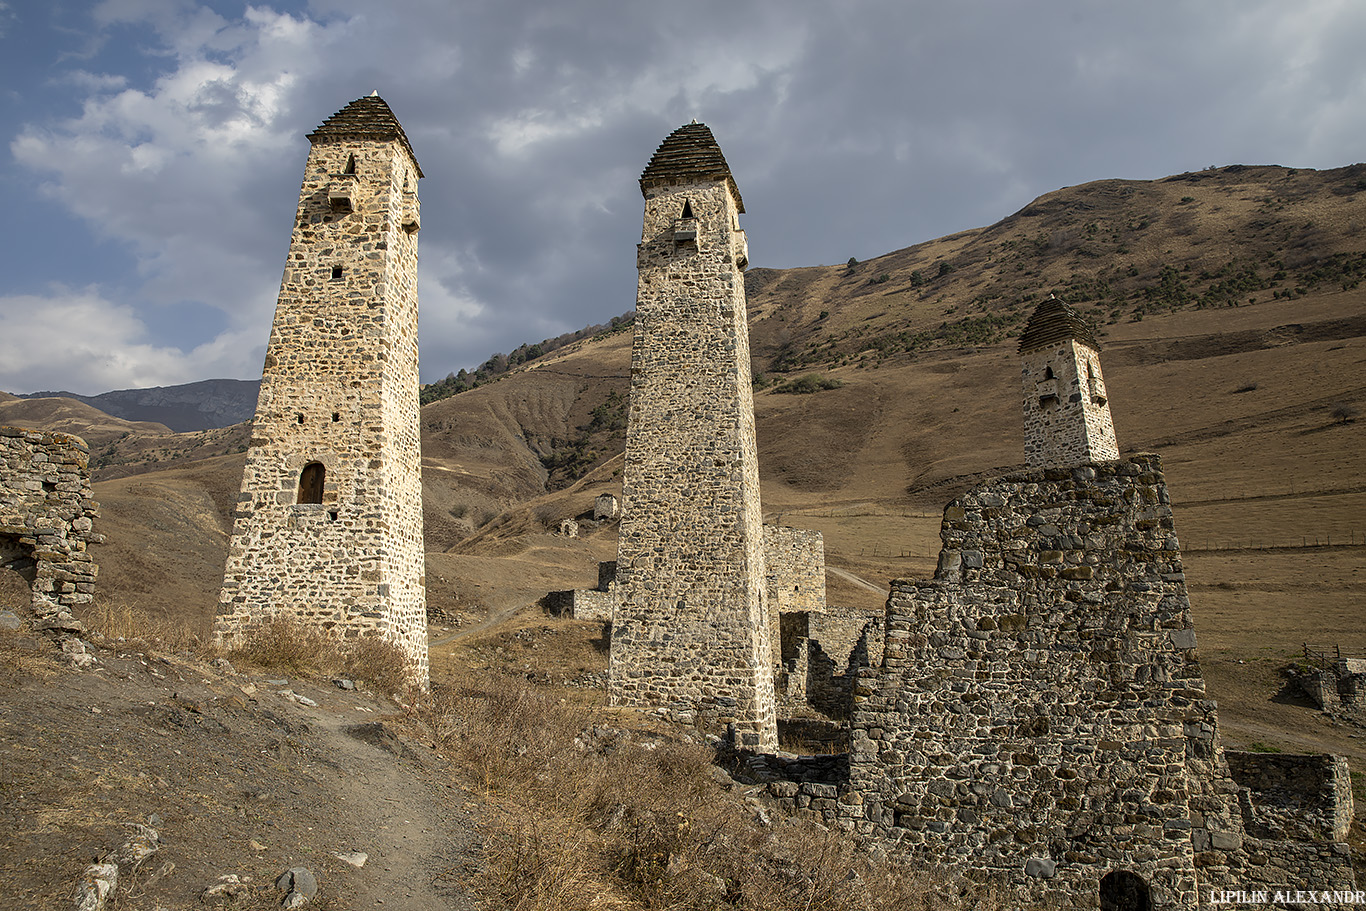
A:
[[0, 287, 253, 394], [7, 0, 1366, 398]]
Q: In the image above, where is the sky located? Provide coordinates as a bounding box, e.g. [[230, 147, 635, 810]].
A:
[[1, 0, 1364, 396]]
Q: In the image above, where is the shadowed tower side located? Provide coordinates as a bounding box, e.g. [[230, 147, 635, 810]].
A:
[[215, 95, 428, 686], [609, 122, 776, 751], [1019, 295, 1119, 468]]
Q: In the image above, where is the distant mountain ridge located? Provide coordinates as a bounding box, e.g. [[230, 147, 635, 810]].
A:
[[15, 379, 260, 432]]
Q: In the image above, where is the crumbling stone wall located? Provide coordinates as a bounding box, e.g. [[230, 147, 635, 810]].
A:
[[1226, 752, 1354, 843], [609, 122, 776, 750], [215, 96, 428, 686], [0, 427, 100, 633], [764, 526, 826, 665], [1223, 751, 1358, 893], [838, 454, 1358, 907], [777, 607, 883, 718], [1296, 656, 1366, 726]]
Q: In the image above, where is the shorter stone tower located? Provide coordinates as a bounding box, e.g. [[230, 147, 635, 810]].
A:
[[609, 122, 776, 751], [216, 95, 428, 686], [1019, 296, 1118, 468]]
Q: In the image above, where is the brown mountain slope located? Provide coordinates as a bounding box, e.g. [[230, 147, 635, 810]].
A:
[[3, 164, 1361, 707]]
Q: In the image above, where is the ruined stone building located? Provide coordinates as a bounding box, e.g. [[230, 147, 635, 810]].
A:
[[608, 122, 778, 750], [215, 95, 429, 686], [0, 427, 100, 665], [761, 301, 1355, 908]]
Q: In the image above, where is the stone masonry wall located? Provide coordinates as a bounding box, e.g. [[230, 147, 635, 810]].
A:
[[764, 525, 825, 666], [1223, 751, 1358, 894], [1297, 658, 1366, 726], [610, 124, 776, 750], [0, 427, 100, 633], [1022, 338, 1118, 468], [216, 98, 428, 686], [845, 455, 1240, 908], [1226, 752, 1354, 843]]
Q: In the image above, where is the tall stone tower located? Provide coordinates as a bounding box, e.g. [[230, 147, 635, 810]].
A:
[[609, 122, 776, 751], [1019, 295, 1118, 468], [216, 94, 428, 686]]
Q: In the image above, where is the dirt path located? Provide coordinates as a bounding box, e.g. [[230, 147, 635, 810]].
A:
[[429, 601, 528, 648], [0, 640, 478, 910], [826, 566, 888, 596]]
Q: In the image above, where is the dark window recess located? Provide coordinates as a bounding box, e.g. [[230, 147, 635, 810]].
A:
[[681, 199, 694, 219], [1044, 365, 1055, 380], [328, 509, 339, 522], [42, 481, 56, 493], [298, 462, 326, 505], [343, 154, 356, 175], [332, 412, 340, 422], [331, 266, 344, 279], [296, 413, 305, 425]]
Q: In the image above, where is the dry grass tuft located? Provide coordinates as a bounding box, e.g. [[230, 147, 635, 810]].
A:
[[415, 667, 997, 911], [228, 617, 414, 696], [83, 601, 204, 651], [0, 627, 60, 682]]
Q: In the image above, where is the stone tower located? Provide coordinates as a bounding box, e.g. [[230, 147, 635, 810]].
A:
[[216, 94, 428, 686], [609, 122, 776, 751], [1019, 295, 1118, 468]]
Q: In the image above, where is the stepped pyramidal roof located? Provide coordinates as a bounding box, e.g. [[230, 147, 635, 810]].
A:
[[1018, 295, 1102, 353], [639, 122, 743, 212], [308, 94, 422, 177]]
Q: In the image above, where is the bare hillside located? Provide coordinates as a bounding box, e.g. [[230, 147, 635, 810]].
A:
[[1, 164, 1361, 757]]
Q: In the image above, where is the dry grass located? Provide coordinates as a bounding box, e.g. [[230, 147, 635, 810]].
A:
[[414, 667, 1003, 911], [82, 600, 204, 651], [226, 617, 415, 696], [0, 627, 60, 683]]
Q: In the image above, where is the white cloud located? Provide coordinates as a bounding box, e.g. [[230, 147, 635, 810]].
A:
[[0, 287, 253, 394], [7, 0, 1366, 397]]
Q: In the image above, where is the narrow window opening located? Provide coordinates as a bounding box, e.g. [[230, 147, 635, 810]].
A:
[[681, 199, 694, 219], [331, 412, 340, 422], [328, 509, 339, 522], [1099, 870, 1150, 911], [42, 481, 56, 493], [298, 462, 326, 505], [331, 265, 343, 279], [296, 413, 305, 425], [343, 154, 356, 175], [1044, 365, 1055, 380]]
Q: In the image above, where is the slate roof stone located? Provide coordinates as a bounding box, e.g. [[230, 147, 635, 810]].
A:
[[1018, 295, 1102, 353], [639, 122, 743, 212], [308, 94, 423, 178]]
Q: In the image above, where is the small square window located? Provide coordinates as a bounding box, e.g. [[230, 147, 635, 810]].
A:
[[331, 266, 344, 279]]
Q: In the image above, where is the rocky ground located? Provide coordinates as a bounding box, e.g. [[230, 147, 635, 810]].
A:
[[0, 631, 479, 910]]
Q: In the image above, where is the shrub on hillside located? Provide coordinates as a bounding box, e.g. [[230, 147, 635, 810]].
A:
[[772, 374, 845, 395]]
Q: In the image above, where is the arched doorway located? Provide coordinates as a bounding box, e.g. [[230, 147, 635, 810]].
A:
[[298, 462, 326, 505], [1100, 870, 1150, 911]]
